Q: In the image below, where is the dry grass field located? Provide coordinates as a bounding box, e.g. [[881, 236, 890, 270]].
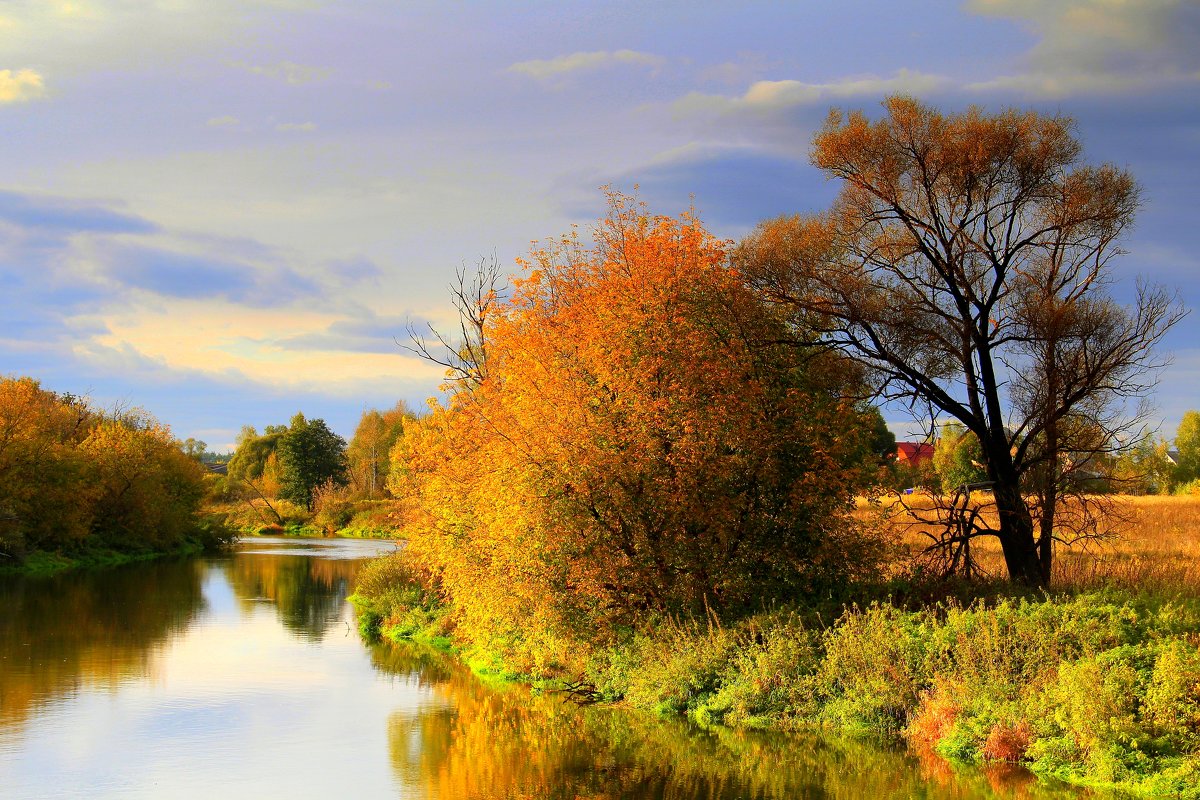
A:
[[858, 493, 1200, 595]]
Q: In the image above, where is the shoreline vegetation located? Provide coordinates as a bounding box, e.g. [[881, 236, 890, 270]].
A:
[[351, 494, 1200, 799], [0, 376, 237, 576]]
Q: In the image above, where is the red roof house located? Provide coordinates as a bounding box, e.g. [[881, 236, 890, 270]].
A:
[[896, 442, 935, 467]]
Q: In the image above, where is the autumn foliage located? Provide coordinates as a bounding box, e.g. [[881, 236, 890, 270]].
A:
[[0, 376, 210, 560], [391, 196, 884, 670]]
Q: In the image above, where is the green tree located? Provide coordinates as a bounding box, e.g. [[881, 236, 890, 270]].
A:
[[181, 437, 207, 460], [1110, 428, 1173, 494], [277, 413, 348, 510], [932, 422, 988, 493], [228, 427, 284, 483], [864, 405, 896, 471], [1173, 411, 1200, 486]]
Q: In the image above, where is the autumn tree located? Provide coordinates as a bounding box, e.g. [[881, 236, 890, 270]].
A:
[[81, 412, 208, 551], [347, 402, 413, 498], [395, 195, 882, 670], [0, 377, 93, 555], [277, 413, 348, 510], [738, 97, 1182, 586], [0, 377, 210, 560]]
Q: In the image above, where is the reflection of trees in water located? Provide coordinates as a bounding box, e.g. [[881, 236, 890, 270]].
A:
[[222, 554, 360, 641], [379, 643, 1087, 800], [0, 560, 204, 732]]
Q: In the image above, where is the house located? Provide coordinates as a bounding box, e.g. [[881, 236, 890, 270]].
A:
[[896, 442, 935, 467]]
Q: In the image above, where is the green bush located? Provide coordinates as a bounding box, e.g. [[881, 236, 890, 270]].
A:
[[817, 604, 930, 732], [697, 611, 822, 729], [349, 549, 443, 640]]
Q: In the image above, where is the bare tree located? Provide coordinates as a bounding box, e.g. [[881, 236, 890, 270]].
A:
[[738, 97, 1184, 586], [404, 255, 505, 389]]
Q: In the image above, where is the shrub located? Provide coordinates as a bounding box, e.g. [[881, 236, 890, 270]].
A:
[[350, 549, 444, 640], [817, 604, 930, 732]]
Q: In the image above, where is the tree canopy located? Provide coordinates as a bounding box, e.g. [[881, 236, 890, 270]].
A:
[[394, 195, 884, 670], [1174, 411, 1200, 487], [277, 413, 348, 510], [0, 376, 209, 559]]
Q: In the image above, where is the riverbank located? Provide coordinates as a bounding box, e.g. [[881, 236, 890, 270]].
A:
[[203, 497, 400, 540], [0, 510, 238, 576], [351, 550, 1200, 798]]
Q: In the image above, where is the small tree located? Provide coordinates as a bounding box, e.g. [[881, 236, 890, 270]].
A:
[[1173, 410, 1200, 487], [278, 413, 348, 510], [932, 422, 987, 493]]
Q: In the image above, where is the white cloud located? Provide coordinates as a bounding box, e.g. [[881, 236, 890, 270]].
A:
[[966, 0, 1200, 97], [232, 59, 331, 85], [83, 300, 443, 392], [275, 121, 316, 132], [509, 49, 665, 80], [0, 68, 45, 103], [672, 69, 951, 116], [206, 115, 239, 128]]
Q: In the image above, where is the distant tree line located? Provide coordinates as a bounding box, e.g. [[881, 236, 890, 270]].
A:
[[222, 404, 414, 530]]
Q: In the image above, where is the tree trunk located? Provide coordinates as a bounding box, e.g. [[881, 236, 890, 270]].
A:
[[1038, 491, 1055, 584], [992, 480, 1044, 587]]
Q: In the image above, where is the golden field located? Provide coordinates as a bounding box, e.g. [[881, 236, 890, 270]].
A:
[[859, 494, 1200, 595]]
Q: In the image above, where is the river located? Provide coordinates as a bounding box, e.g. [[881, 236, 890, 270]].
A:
[[0, 538, 1103, 799]]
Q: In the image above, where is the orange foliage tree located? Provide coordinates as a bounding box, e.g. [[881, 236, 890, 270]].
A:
[[392, 196, 883, 670]]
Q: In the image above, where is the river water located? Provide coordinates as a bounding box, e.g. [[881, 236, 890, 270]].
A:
[[0, 537, 1102, 799]]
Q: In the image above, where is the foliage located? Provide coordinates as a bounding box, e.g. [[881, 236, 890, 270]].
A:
[[80, 413, 208, 551], [1175, 410, 1200, 486], [738, 96, 1182, 586], [932, 422, 987, 493], [0, 376, 214, 563], [349, 549, 446, 641], [392, 194, 884, 672], [277, 413, 348, 510], [347, 403, 413, 499], [1109, 428, 1174, 494], [228, 426, 285, 482]]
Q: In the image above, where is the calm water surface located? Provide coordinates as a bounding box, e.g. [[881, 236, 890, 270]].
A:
[[1, 538, 1104, 799]]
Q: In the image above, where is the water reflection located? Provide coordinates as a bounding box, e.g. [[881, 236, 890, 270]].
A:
[[221, 551, 358, 641], [377, 643, 1103, 800], [0, 559, 204, 733], [0, 539, 1101, 800]]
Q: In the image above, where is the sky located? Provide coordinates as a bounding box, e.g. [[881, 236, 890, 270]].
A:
[[1, 0, 1197, 450]]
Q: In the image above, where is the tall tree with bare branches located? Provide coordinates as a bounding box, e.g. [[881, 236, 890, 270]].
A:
[[738, 96, 1184, 586]]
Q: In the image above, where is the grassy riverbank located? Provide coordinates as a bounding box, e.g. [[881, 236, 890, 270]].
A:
[[351, 495, 1200, 798], [0, 516, 234, 576]]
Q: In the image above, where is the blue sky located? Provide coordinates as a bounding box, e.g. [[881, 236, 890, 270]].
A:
[[1, 0, 1197, 449]]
